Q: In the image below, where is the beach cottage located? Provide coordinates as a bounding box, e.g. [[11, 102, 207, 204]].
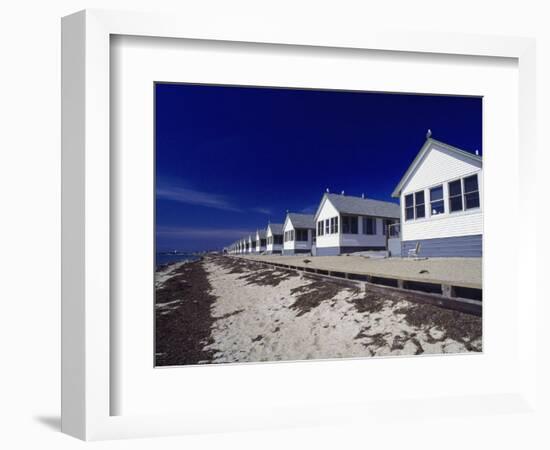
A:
[[265, 223, 284, 254], [247, 234, 256, 254], [314, 193, 400, 256], [255, 229, 267, 254], [240, 238, 247, 254], [282, 213, 316, 255], [391, 137, 483, 257]]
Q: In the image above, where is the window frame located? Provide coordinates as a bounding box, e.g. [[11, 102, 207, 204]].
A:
[[429, 184, 445, 216], [404, 193, 414, 221], [447, 172, 481, 214], [463, 173, 480, 210], [404, 190, 426, 221], [342, 215, 358, 234], [362, 216, 377, 235]]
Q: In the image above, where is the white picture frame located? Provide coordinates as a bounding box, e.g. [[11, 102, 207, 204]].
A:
[[61, 9, 538, 441]]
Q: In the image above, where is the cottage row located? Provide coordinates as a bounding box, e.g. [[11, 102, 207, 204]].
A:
[[225, 137, 483, 258]]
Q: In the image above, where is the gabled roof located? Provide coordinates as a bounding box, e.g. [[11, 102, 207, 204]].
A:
[[391, 138, 482, 198], [287, 213, 315, 229], [316, 193, 400, 219], [267, 223, 283, 235]]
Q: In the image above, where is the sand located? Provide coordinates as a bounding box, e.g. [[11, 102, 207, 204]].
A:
[[155, 256, 482, 366]]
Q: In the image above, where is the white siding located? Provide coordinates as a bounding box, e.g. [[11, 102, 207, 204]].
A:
[[403, 143, 482, 192], [315, 199, 340, 248], [401, 144, 483, 241]]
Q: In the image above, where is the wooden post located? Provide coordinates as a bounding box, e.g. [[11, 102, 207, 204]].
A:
[[442, 284, 455, 298]]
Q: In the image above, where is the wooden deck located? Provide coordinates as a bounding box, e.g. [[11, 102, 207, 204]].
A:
[[234, 254, 482, 315]]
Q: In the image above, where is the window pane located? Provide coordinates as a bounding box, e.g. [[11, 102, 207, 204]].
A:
[[465, 192, 480, 209], [415, 191, 425, 205], [366, 218, 376, 235], [430, 185, 443, 201], [351, 217, 358, 234], [430, 200, 444, 215], [450, 195, 463, 212], [449, 180, 462, 196], [415, 204, 425, 218], [325, 219, 330, 234], [335, 217, 339, 233], [405, 207, 414, 220], [464, 174, 478, 193], [405, 194, 413, 207]]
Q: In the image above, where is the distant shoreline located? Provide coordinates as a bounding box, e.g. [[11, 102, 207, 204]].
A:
[[155, 253, 202, 271]]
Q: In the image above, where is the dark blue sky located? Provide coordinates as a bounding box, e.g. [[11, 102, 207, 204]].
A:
[[155, 83, 482, 252]]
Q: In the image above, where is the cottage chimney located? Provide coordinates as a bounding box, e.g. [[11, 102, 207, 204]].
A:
[[426, 129, 432, 139], [326, 188, 330, 193], [475, 149, 479, 156], [341, 190, 345, 195], [362, 193, 365, 199]]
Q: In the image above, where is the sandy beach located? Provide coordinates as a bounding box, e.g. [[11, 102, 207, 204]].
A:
[[155, 256, 482, 366]]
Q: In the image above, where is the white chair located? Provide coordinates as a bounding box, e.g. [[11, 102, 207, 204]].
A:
[[408, 242, 421, 258]]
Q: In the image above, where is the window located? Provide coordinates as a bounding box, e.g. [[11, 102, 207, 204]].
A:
[[363, 217, 376, 235], [430, 185, 444, 215], [342, 215, 358, 234], [334, 216, 338, 233], [296, 229, 308, 241], [274, 235, 283, 245], [415, 191, 425, 219], [449, 179, 463, 212], [405, 191, 425, 220], [325, 219, 330, 235], [261, 239, 266, 247], [405, 194, 414, 221], [330, 217, 336, 234], [464, 174, 480, 209], [291, 230, 295, 241], [317, 221, 324, 236]]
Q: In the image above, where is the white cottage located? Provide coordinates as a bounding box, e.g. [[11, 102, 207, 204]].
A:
[[265, 223, 284, 254], [313, 193, 400, 256], [240, 238, 247, 254], [391, 137, 483, 257], [255, 229, 267, 254], [247, 234, 256, 254], [282, 213, 316, 255]]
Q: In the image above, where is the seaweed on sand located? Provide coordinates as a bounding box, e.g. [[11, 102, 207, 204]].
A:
[[289, 276, 357, 317], [155, 260, 216, 366], [394, 301, 482, 350], [238, 268, 297, 287]]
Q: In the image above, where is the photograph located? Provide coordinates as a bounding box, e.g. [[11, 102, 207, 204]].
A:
[[154, 83, 483, 367]]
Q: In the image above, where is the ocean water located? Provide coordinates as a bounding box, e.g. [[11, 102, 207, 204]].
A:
[[156, 253, 200, 268]]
